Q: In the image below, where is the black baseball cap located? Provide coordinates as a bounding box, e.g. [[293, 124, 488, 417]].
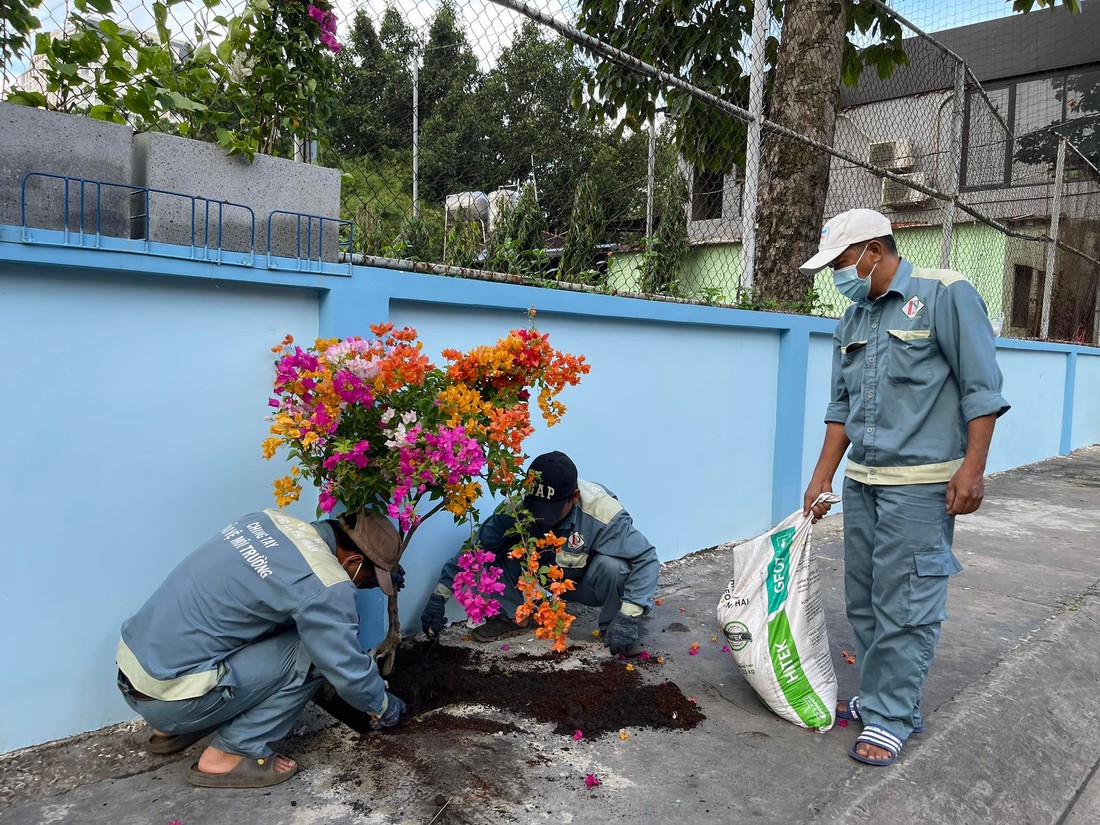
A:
[[523, 451, 578, 526]]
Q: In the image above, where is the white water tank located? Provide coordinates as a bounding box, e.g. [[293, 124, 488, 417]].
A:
[[487, 188, 521, 233], [445, 191, 489, 223]]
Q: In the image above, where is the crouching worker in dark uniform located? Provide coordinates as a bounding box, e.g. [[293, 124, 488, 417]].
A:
[[421, 451, 660, 657], [116, 509, 407, 788]]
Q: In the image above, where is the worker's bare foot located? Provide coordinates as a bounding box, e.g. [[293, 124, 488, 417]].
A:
[[196, 746, 296, 775], [853, 742, 892, 762]]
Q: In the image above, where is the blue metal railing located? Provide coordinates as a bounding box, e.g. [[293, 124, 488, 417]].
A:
[[20, 172, 256, 264], [16, 172, 353, 276], [266, 210, 354, 275]]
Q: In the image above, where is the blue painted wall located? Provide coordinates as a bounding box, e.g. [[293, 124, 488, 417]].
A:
[[1, 228, 1097, 752], [1072, 353, 1100, 449]]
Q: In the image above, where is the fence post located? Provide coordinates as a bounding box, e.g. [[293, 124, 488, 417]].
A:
[[940, 61, 965, 269], [740, 0, 770, 293], [1040, 136, 1067, 339], [412, 50, 421, 220], [646, 113, 656, 238]]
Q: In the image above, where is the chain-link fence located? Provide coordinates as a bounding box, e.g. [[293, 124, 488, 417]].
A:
[[2, 0, 1098, 342]]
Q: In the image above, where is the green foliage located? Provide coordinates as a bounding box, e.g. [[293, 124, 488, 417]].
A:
[[444, 219, 483, 268], [559, 174, 607, 282], [5, 0, 338, 160], [1, 0, 43, 72], [638, 170, 689, 295], [484, 185, 550, 276]]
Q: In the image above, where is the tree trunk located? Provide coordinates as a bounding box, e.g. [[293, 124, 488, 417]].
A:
[[753, 0, 848, 309]]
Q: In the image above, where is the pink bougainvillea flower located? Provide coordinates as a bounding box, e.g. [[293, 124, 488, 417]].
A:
[[678, 607, 686, 613], [722, 645, 730, 653], [169, 821, 182, 825], [689, 642, 700, 656], [837, 718, 849, 728], [500, 644, 511, 651], [572, 729, 583, 741], [639, 651, 651, 661], [585, 774, 600, 789]]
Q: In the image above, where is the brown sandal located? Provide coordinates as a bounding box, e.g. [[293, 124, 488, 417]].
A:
[[186, 754, 299, 788]]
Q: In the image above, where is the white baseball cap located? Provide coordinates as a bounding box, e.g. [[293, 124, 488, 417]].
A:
[[799, 208, 893, 275]]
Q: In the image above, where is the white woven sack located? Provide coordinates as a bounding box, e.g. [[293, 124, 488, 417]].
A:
[[716, 494, 839, 731]]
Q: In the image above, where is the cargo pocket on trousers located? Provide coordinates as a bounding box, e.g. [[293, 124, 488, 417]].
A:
[[905, 549, 964, 627]]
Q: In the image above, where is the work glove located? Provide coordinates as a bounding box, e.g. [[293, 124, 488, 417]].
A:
[[369, 692, 406, 730], [603, 611, 641, 657], [421, 593, 447, 637]]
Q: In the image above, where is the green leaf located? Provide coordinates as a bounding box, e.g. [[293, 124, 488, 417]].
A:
[[153, 2, 170, 44], [4, 90, 48, 108], [167, 91, 208, 111], [97, 19, 120, 37]]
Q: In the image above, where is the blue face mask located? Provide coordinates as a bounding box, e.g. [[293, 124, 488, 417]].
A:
[[832, 244, 878, 302]]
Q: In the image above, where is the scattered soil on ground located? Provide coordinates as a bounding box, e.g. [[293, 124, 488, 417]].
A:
[[315, 640, 704, 739]]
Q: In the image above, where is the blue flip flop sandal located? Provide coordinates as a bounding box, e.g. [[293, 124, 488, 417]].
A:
[[849, 724, 903, 767]]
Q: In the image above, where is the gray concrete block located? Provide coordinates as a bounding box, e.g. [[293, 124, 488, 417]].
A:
[[131, 132, 342, 260], [0, 103, 133, 238]]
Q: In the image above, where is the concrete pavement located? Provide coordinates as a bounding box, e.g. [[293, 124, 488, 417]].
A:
[[2, 446, 1098, 824]]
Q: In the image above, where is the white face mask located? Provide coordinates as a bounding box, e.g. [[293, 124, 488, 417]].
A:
[[832, 244, 878, 302]]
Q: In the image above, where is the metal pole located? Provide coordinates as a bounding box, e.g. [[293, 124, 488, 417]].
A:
[[412, 51, 420, 219], [646, 113, 657, 237], [940, 62, 965, 269], [1040, 137, 1067, 339], [740, 0, 770, 291]]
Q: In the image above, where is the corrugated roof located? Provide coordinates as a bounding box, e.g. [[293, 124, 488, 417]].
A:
[[841, 1, 1100, 106]]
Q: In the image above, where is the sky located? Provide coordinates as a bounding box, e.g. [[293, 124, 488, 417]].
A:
[[0, 0, 1039, 92]]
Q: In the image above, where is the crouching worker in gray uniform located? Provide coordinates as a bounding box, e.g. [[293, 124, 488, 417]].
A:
[[420, 451, 660, 657], [117, 509, 407, 788]]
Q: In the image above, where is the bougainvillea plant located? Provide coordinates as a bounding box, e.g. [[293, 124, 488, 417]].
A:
[[264, 312, 590, 670]]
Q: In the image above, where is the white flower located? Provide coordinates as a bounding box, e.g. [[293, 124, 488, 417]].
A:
[[401, 410, 418, 425], [381, 408, 396, 424]]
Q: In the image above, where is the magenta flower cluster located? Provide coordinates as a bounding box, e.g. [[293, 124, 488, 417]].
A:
[[452, 548, 505, 624], [387, 424, 486, 531], [307, 5, 342, 53]]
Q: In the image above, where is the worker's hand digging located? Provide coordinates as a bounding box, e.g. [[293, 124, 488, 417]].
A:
[[420, 593, 447, 637], [604, 612, 641, 657], [369, 692, 406, 730]]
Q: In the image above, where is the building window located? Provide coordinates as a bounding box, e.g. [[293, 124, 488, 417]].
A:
[[691, 168, 724, 221], [962, 66, 1100, 188], [1010, 264, 1045, 335]]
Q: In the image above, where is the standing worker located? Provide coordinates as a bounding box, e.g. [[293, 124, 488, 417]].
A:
[[800, 209, 1009, 766]]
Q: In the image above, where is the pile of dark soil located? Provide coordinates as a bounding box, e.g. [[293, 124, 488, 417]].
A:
[[316, 640, 704, 739]]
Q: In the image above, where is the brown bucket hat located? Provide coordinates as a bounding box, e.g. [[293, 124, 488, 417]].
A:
[[338, 510, 401, 596]]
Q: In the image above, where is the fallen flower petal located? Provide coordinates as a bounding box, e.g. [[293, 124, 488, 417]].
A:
[[639, 651, 651, 660], [572, 730, 583, 741], [625, 663, 635, 671], [500, 644, 511, 651], [655, 598, 662, 606], [592, 630, 601, 638], [841, 650, 849, 657], [837, 718, 849, 728], [722, 645, 730, 653], [679, 607, 686, 612], [689, 648, 699, 655], [711, 636, 718, 643], [619, 729, 630, 740], [689, 642, 701, 652], [656, 656, 665, 664], [585, 774, 600, 788]]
